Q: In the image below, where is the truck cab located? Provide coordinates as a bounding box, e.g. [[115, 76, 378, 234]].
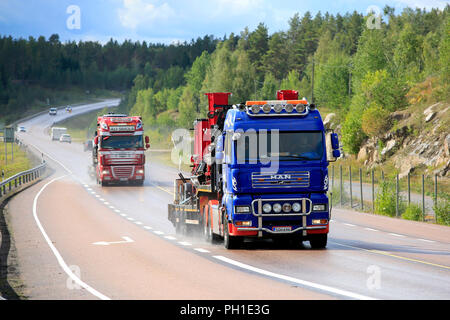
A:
[[217, 95, 340, 248], [93, 113, 150, 186], [168, 91, 341, 249]]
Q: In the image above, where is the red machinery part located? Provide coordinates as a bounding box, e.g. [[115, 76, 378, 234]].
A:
[[277, 90, 299, 100]]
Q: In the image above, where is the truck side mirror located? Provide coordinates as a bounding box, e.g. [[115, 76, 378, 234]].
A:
[[145, 136, 150, 144], [326, 132, 340, 162], [94, 136, 98, 145]]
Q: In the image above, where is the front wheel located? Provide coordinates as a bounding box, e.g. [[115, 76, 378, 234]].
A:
[[223, 221, 241, 249], [309, 234, 327, 249]]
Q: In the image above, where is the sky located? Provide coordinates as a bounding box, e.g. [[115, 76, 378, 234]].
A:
[[0, 0, 448, 44]]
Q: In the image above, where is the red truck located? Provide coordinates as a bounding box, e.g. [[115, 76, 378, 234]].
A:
[[93, 113, 150, 186]]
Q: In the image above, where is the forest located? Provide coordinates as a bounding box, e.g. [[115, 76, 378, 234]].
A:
[[1, 5, 449, 155], [0, 34, 218, 123]]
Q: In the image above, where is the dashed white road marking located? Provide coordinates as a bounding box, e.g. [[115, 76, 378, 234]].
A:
[[194, 248, 210, 253], [134, 221, 143, 225], [417, 238, 435, 243], [114, 209, 121, 213], [109, 206, 115, 209], [178, 241, 192, 246], [343, 223, 356, 227], [143, 226, 152, 230], [153, 231, 164, 235], [213, 255, 375, 300], [127, 217, 135, 221], [364, 228, 378, 232], [389, 233, 405, 237], [164, 236, 177, 240], [120, 214, 127, 217]]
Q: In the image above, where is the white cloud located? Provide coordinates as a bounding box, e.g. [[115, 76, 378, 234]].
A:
[[118, 0, 175, 30]]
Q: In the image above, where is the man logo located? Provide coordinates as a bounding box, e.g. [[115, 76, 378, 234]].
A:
[[270, 174, 291, 180]]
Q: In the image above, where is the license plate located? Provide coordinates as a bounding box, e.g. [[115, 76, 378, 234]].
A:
[[273, 226, 292, 232], [120, 178, 128, 181]]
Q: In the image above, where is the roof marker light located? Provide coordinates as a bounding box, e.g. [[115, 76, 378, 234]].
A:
[[273, 104, 283, 113], [262, 104, 272, 114], [285, 104, 294, 113], [295, 104, 306, 113], [251, 105, 261, 114]]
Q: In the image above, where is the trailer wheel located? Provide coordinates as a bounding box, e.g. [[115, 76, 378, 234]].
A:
[[309, 234, 327, 249], [223, 221, 240, 249]]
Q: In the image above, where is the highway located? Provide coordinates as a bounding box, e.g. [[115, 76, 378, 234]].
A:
[[6, 100, 450, 300]]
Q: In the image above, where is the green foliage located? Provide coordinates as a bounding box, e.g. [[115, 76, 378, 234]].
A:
[[361, 103, 391, 138], [402, 203, 423, 221], [375, 180, 405, 217], [341, 99, 367, 154], [434, 198, 450, 226]]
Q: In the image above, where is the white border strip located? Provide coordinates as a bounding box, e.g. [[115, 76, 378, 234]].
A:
[[213, 255, 376, 300], [33, 175, 110, 300]]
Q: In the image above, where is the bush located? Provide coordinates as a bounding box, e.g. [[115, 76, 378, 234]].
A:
[[361, 104, 391, 138], [341, 101, 367, 154], [375, 180, 405, 217], [402, 203, 423, 221], [434, 199, 450, 226]]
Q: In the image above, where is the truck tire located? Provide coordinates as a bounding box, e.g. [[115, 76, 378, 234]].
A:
[[223, 221, 240, 249], [309, 234, 327, 249]]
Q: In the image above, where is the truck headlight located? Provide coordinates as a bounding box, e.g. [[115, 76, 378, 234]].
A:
[[235, 206, 250, 213], [137, 169, 144, 174], [282, 203, 292, 213], [273, 203, 282, 213], [262, 203, 272, 213], [292, 202, 301, 212], [102, 169, 109, 175], [313, 204, 327, 212]]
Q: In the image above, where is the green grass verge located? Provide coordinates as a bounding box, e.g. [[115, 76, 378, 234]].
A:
[[0, 141, 32, 180]]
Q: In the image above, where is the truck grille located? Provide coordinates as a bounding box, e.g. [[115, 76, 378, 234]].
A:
[[252, 171, 310, 188], [112, 166, 134, 179]]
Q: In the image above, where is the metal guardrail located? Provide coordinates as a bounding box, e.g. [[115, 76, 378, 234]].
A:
[[0, 162, 47, 198]]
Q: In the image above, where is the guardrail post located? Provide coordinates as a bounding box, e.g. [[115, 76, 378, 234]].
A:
[[407, 172, 411, 205], [9, 181, 11, 192], [14, 178, 17, 188], [434, 174, 437, 207], [396, 174, 399, 218], [422, 174, 425, 221], [349, 166, 353, 208], [359, 168, 363, 211]]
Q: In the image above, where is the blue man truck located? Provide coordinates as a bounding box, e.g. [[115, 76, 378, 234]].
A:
[[168, 90, 341, 249]]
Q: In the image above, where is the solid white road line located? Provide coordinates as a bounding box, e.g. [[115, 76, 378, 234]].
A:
[[213, 255, 376, 300], [33, 176, 110, 300]]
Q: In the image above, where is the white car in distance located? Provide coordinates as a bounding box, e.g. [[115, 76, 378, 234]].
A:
[[59, 134, 72, 144]]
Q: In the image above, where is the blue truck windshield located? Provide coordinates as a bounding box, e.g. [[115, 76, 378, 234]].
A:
[[100, 135, 143, 149], [235, 131, 323, 162]]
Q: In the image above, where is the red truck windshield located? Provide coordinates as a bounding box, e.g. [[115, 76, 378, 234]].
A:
[[100, 135, 143, 149]]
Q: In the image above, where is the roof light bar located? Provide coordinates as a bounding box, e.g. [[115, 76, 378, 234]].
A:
[[244, 100, 313, 117]]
